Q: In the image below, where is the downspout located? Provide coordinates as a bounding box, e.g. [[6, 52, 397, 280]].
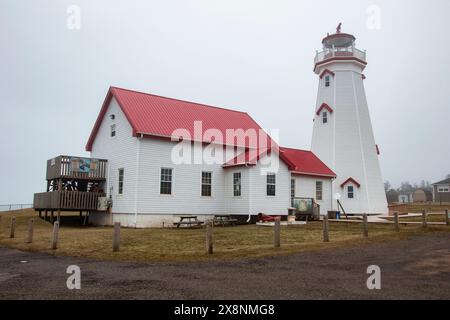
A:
[[134, 134, 142, 227], [247, 163, 252, 223]]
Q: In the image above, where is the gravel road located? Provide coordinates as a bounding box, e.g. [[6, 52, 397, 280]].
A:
[[0, 234, 449, 299]]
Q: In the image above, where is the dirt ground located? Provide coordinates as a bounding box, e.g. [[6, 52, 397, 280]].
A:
[[0, 233, 449, 300]]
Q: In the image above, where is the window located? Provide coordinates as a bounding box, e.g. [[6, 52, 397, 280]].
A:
[[110, 124, 116, 137], [291, 178, 295, 206], [325, 75, 330, 87], [118, 168, 124, 195], [201, 171, 212, 197], [291, 178, 295, 199], [267, 173, 276, 196], [322, 111, 328, 124], [438, 186, 449, 193], [316, 181, 323, 200], [233, 172, 241, 197], [348, 186, 354, 198], [160, 168, 173, 195]]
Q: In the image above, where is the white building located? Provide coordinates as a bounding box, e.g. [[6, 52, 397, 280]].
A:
[[311, 27, 388, 214], [86, 87, 336, 227]]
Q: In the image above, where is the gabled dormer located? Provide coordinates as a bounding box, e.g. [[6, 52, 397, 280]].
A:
[[316, 103, 333, 124], [319, 69, 335, 88], [340, 177, 361, 199]]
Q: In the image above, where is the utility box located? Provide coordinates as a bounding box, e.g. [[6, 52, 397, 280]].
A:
[[97, 197, 108, 211]]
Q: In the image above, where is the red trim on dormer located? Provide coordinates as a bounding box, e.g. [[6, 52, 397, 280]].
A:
[[376, 144, 380, 155], [319, 69, 335, 79], [362, 74, 366, 80], [341, 177, 361, 188], [316, 103, 333, 116]]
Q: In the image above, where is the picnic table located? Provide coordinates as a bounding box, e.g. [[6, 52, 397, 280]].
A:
[[213, 215, 238, 227], [173, 215, 203, 228]]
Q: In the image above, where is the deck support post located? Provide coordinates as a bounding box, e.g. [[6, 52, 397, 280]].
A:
[[44, 210, 48, 221], [362, 214, 368, 238], [445, 209, 449, 226], [393, 211, 400, 232], [57, 210, 61, 223], [50, 211, 54, 224]]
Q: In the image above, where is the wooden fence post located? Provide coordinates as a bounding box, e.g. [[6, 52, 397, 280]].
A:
[[422, 210, 427, 228], [113, 222, 120, 252], [274, 217, 281, 248], [51, 221, 60, 250], [323, 215, 329, 242], [445, 209, 449, 226], [206, 220, 213, 254], [362, 214, 368, 238], [393, 211, 400, 232], [26, 218, 34, 243], [10, 216, 16, 238]]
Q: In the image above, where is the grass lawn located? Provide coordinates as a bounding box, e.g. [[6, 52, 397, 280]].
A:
[[406, 203, 450, 213], [1, 209, 449, 263]]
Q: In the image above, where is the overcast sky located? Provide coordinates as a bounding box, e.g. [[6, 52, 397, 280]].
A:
[[1, 0, 449, 204]]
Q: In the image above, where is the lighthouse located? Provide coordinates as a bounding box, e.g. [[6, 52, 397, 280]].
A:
[[311, 24, 388, 214]]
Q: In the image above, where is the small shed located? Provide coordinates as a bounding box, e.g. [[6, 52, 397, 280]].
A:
[[412, 189, 433, 202], [398, 192, 413, 203]]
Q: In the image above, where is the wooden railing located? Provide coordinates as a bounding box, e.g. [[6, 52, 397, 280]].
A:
[[46, 155, 107, 180], [33, 191, 106, 211]]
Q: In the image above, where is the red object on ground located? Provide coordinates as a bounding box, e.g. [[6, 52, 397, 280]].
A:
[[257, 213, 280, 222]]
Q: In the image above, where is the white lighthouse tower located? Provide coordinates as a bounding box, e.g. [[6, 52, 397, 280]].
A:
[[311, 24, 388, 214]]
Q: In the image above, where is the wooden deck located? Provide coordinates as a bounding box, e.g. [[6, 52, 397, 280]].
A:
[[46, 155, 107, 180], [33, 191, 106, 211]]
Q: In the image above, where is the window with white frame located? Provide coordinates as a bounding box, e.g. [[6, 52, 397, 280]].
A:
[[118, 168, 124, 195], [201, 171, 212, 197], [347, 185, 354, 198], [316, 181, 323, 200], [325, 75, 330, 87], [322, 111, 328, 124], [110, 124, 116, 137], [438, 186, 449, 193], [267, 173, 276, 196], [291, 178, 295, 199], [233, 172, 241, 197], [160, 168, 173, 195]]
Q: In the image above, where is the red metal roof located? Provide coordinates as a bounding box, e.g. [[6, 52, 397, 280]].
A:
[[86, 87, 272, 151], [279, 147, 336, 178]]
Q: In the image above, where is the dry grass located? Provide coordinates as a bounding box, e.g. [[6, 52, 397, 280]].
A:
[[406, 203, 450, 213], [0, 209, 449, 263]]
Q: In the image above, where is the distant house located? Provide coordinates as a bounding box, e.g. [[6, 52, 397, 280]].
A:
[[412, 189, 433, 202], [431, 178, 450, 203], [398, 192, 413, 203]]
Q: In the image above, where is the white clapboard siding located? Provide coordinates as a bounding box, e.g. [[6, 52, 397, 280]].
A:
[[90, 97, 138, 222], [291, 175, 333, 215]]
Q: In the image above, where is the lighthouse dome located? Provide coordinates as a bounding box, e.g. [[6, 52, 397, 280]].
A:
[[322, 33, 355, 48]]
